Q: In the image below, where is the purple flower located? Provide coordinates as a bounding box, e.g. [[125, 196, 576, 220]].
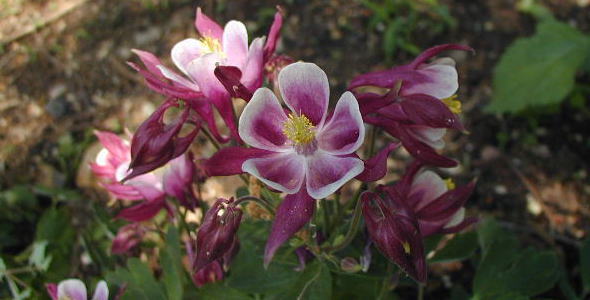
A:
[[383, 163, 476, 237], [361, 191, 426, 283], [193, 198, 242, 271], [46, 279, 108, 300], [351, 44, 473, 167], [91, 130, 197, 222], [239, 62, 365, 199]]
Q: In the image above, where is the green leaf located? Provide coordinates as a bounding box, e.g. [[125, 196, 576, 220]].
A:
[[106, 258, 167, 300], [488, 20, 590, 113], [473, 219, 560, 299], [161, 226, 184, 300], [581, 238, 590, 293], [198, 283, 252, 300], [227, 223, 298, 294], [276, 261, 332, 300], [428, 231, 478, 263]]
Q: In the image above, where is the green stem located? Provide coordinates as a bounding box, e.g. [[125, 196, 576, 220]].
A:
[[417, 283, 424, 300], [236, 195, 275, 216], [201, 127, 221, 150], [321, 198, 331, 236], [324, 196, 363, 253]]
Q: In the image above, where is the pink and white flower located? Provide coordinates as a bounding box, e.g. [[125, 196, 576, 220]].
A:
[[46, 279, 108, 300], [90, 131, 197, 222], [238, 62, 366, 199]]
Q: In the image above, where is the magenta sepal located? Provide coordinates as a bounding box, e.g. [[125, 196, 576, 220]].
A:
[[396, 94, 464, 131], [115, 197, 167, 222], [264, 187, 315, 268], [361, 191, 427, 283], [202, 146, 274, 177], [263, 7, 284, 61], [365, 116, 458, 168], [125, 99, 200, 180], [356, 142, 400, 182], [214, 65, 253, 101], [349, 44, 473, 91], [45, 283, 58, 300], [194, 198, 243, 271]]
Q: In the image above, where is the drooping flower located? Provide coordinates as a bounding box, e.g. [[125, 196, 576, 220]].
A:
[[46, 279, 108, 300], [130, 7, 282, 144], [193, 198, 242, 272], [193, 260, 224, 287], [350, 44, 473, 167], [90, 130, 198, 222], [239, 62, 365, 199], [381, 162, 477, 237], [361, 191, 427, 283]]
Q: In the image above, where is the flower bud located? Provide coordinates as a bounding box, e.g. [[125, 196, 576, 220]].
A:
[[194, 198, 243, 271], [340, 257, 362, 273], [361, 191, 426, 283], [125, 99, 200, 180]]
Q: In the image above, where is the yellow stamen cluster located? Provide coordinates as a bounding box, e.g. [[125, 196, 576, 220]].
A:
[[442, 94, 462, 114], [402, 241, 411, 254], [200, 36, 223, 54], [444, 178, 456, 190], [282, 114, 316, 145]]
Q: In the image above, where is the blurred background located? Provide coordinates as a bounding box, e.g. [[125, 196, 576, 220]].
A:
[[1, 0, 589, 298]]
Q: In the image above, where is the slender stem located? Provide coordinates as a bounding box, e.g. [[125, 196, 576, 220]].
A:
[[417, 284, 424, 300], [378, 263, 394, 299], [201, 127, 221, 150], [367, 124, 378, 158], [321, 198, 331, 236], [324, 196, 363, 253], [235, 195, 275, 216]]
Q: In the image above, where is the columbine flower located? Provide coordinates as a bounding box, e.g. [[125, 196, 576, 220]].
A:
[[350, 44, 472, 167], [130, 8, 282, 145], [90, 130, 197, 222], [239, 62, 365, 199], [382, 162, 476, 237], [361, 191, 426, 283], [46, 279, 108, 300]]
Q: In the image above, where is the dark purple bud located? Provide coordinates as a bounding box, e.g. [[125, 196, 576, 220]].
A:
[[397, 94, 464, 130], [125, 99, 200, 180], [361, 191, 426, 283], [222, 237, 240, 271], [264, 187, 315, 268], [356, 142, 400, 182], [214, 66, 253, 101], [194, 198, 242, 271], [193, 260, 224, 287], [111, 223, 146, 255]]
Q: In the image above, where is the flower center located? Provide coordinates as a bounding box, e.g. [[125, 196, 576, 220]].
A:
[[402, 241, 411, 254], [444, 178, 456, 190], [442, 94, 462, 114], [282, 113, 316, 145], [200, 36, 223, 55]]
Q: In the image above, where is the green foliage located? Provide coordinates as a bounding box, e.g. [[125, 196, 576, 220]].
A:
[[472, 219, 560, 299], [160, 226, 184, 300], [275, 261, 333, 300], [488, 20, 590, 114], [428, 231, 478, 263], [361, 0, 455, 61], [106, 258, 167, 300]]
